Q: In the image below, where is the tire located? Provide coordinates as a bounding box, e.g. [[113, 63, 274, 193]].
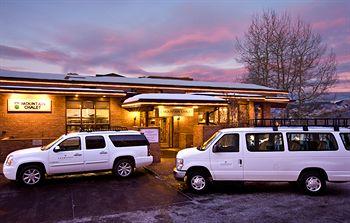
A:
[[18, 165, 44, 186], [298, 171, 326, 195], [186, 171, 210, 194], [113, 159, 134, 178]]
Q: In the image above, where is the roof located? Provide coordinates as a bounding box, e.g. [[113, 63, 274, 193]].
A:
[[0, 69, 287, 94], [124, 93, 225, 104]]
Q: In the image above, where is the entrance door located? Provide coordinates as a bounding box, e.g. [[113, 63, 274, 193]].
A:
[[159, 117, 173, 148], [210, 133, 243, 180]]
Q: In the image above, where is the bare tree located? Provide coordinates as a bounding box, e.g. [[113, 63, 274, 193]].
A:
[[236, 10, 337, 117]]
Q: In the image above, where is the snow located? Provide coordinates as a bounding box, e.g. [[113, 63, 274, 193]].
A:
[[0, 85, 124, 93], [123, 93, 225, 104], [0, 69, 280, 92]]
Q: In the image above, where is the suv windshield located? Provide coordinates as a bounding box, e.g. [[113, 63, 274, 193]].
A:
[[198, 131, 220, 151], [41, 136, 63, 151]]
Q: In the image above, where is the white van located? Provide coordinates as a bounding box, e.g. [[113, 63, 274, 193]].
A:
[[174, 127, 350, 195], [3, 130, 153, 186]]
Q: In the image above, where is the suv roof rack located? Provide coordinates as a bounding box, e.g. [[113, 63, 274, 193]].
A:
[[250, 118, 350, 132], [77, 126, 128, 133]]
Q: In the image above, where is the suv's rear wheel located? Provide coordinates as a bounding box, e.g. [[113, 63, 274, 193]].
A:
[[113, 159, 134, 178], [186, 171, 210, 193], [299, 171, 326, 195], [18, 165, 44, 186]]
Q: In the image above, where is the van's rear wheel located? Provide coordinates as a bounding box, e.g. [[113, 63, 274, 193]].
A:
[[299, 171, 326, 195], [186, 171, 209, 193], [18, 165, 44, 186], [113, 159, 134, 178]]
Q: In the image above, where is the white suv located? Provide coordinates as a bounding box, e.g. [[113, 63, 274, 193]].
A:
[[3, 130, 153, 186], [174, 127, 350, 195]]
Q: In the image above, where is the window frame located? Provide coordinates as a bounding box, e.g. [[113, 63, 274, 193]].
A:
[[286, 132, 339, 152], [340, 133, 350, 151], [212, 133, 240, 153], [85, 135, 106, 150], [55, 137, 81, 152], [245, 132, 285, 152]]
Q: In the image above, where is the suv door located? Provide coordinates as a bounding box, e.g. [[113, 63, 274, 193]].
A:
[[83, 135, 109, 171], [209, 133, 243, 180], [48, 136, 84, 174]]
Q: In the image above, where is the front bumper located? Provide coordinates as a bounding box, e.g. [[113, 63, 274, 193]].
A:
[[3, 165, 17, 180], [173, 168, 186, 181]]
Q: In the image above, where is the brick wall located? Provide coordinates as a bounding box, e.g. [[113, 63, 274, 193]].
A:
[[0, 93, 66, 139]]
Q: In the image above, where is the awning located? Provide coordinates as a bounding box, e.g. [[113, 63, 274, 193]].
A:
[[122, 93, 228, 109]]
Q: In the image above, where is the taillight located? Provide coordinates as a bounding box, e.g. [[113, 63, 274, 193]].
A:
[[147, 145, 151, 156]]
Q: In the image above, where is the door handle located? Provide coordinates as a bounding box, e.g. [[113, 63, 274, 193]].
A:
[[74, 153, 82, 157], [99, 151, 108, 155]]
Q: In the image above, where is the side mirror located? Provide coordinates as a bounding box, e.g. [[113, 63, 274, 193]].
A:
[[213, 144, 221, 153], [54, 145, 61, 152]]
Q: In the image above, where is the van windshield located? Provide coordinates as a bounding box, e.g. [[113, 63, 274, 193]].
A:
[[41, 136, 63, 151], [198, 131, 219, 151]]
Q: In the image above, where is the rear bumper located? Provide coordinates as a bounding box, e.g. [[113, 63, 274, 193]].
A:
[[173, 168, 186, 181], [135, 156, 153, 168]]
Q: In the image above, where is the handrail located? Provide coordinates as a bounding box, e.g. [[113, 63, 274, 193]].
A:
[[249, 118, 350, 128]]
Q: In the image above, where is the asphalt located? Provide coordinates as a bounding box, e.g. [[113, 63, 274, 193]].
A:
[[0, 170, 190, 223]]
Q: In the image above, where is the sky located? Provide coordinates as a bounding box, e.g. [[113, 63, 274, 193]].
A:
[[0, 0, 349, 92]]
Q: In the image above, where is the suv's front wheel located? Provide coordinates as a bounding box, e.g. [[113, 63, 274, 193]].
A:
[[113, 159, 134, 178], [18, 165, 44, 186], [186, 171, 210, 193]]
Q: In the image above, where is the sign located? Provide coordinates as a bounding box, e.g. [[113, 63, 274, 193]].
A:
[[140, 128, 159, 143], [8, 99, 51, 112], [159, 107, 193, 117]]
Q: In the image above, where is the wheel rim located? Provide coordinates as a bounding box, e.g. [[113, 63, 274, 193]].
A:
[[117, 162, 132, 177], [305, 176, 322, 192], [191, 175, 206, 191], [22, 168, 41, 185]]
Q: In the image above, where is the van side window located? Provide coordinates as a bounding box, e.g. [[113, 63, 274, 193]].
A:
[[85, 136, 106, 150], [109, 135, 149, 147], [246, 133, 284, 152], [214, 134, 239, 152], [287, 133, 338, 151], [340, 133, 350, 150], [58, 137, 81, 152]]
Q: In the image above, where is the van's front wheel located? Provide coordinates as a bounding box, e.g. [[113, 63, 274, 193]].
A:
[[299, 172, 326, 195], [186, 171, 209, 193], [18, 165, 44, 186]]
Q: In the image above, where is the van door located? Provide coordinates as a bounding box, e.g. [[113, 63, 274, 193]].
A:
[[48, 136, 84, 174], [209, 133, 243, 180], [83, 135, 109, 171]]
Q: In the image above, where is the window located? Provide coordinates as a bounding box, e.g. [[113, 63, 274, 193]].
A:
[[85, 136, 106, 150], [340, 133, 350, 151], [109, 135, 149, 147], [214, 134, 239, 152], [246, 133, 284, 152], [57, 137, 81, 152], [287, 133, 338, 151]]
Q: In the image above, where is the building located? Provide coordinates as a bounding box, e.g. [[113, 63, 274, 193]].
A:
[[0, 70, 290, 161]]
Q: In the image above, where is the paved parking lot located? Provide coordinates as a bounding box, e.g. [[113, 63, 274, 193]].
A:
[[1, 169, 350, 223]]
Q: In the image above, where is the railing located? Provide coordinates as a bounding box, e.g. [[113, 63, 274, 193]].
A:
[[249, 118, 350, 128], [79, 126, 128, 132]]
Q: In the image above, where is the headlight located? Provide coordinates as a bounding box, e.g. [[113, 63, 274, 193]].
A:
[[176, 158, 184, 170], [5, 155, 14, 166]]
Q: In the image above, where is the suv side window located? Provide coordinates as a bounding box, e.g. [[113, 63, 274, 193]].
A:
[[109, 134, 149, 147], [213, 134, 239, 152], [85, 136, 106, 150], [57, 137, 81, 152], [340, 133, 350, 151], [246, 133, 284, 152], [287, 133, 338, 151]]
